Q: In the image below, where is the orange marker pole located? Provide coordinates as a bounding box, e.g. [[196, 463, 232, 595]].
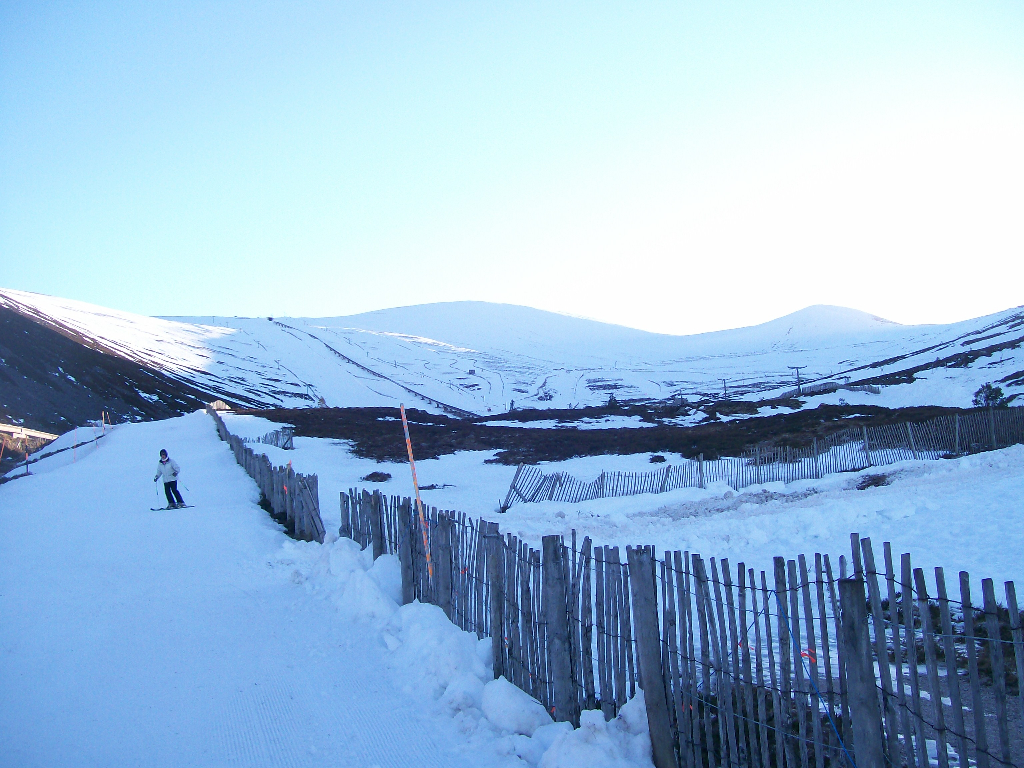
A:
[[400, 404, 433, 580]]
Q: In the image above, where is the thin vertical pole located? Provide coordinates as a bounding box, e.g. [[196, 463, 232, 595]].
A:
[[400, 404, 433, 580]]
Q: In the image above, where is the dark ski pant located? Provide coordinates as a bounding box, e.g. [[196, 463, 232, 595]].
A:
[[163, 481, 184, 506]]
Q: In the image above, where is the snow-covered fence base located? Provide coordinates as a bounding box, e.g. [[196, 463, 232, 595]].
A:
[[341, 486, 1024, 768], [207, 407, 324, 543], [503, 406, 1024, 509]]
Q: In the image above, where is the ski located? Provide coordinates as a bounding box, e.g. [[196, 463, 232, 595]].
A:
[[150, 505, 195, 511]]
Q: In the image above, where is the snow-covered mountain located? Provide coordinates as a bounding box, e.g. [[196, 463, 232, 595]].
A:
[[1, 288, 1021, 418]]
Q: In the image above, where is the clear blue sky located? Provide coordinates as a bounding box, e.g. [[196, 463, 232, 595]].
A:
[[1, 2, 1021, 334]]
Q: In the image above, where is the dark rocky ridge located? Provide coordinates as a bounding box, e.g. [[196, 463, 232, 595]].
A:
[[0, 304, 223, 436]]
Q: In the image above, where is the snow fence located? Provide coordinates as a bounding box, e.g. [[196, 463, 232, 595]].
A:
[[208, 406, 326, 543], [503, 406, 1024, 509], [210, 407, 1024, 768], [2, 422, 111, 481], [340, 488, 1024, 768]]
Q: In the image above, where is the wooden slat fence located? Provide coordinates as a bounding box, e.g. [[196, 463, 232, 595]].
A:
[[207, 406, 1021, 768], [207, 407, 325, 543], [243, 426, 294, 450], [503, 406, 1024, 509], [339, 480, 1022, 768]]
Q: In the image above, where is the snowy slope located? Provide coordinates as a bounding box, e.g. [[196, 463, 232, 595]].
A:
[[293, 301, 1021, 412], [0, 412, 655, 768], [0, 288, 430, 412], [2, 287, 1022, 416]]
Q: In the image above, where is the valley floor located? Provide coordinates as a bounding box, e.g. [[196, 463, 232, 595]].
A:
[[223, 411, 1024, 593]]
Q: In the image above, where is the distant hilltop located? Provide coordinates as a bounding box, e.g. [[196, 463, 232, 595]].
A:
[[1, 287, 1021, 432]]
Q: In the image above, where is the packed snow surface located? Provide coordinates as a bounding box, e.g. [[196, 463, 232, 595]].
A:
[[4, 406, 1021, 767], [0, 411, 655, 768], [2, 288, 1021, 415]]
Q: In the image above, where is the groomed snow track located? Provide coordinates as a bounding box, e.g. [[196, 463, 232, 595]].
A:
[[0, 412, 499, 768]]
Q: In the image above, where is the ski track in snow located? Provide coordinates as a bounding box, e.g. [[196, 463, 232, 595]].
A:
[[0, 412, 504, 768]]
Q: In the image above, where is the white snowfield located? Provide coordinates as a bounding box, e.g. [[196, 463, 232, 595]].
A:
[[221, 411, 1024, 595], [1, 287, 1021, 415], [0, 412, 655, 768]]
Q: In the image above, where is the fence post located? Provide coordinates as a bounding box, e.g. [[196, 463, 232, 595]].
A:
[[862, 425, 872, 467], [436, 514, 453, 619], [397, 498, 415, 604], [339, 492, 351, 538], [303, 476, 325, 544], [988, 406, 998, 450], [285, 467, 295, 529], [366, 490, 384, 560], [626, 545, 676, 768], [954, 413, 961, 454], [300, 481, 311, 540], [906, 422, 918, 459], [277, 469, 285, 517], [541, 534, 576, 724], [813, 437, 821, 478], [486, 523, 506, 681], [294, 487, 306, 540], [698, 453, 705, 488], [839, 577, 885, 768]]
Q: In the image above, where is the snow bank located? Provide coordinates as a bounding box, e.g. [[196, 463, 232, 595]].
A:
[[481, 677, 553, 736], [385, 602, 491, 700], [277, 532, 655, 767], [496, 445, 1024, 592], [540, 696, 654, 768]]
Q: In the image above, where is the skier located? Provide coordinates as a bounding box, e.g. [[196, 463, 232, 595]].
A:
[[154, 449, 186, 508]]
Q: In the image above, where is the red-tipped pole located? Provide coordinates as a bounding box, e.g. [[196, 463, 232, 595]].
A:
[[400, 404, 433, 580]]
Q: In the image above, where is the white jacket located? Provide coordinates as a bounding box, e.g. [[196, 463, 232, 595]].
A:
[[155, 458, 180, 483]]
